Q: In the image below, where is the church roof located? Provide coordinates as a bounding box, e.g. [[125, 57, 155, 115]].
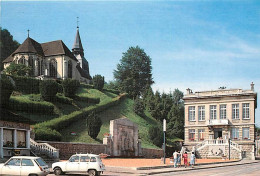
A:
[[12, 37, 44, 56], [76, 64, 92, 80], [72, 28, 83, 51]]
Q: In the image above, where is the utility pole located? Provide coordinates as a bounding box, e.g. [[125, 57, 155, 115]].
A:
[[163, 119, 166, 164], [229, 138, 231, 160]]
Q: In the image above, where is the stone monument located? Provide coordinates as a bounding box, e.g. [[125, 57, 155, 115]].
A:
[[103, 117, 142, 157]]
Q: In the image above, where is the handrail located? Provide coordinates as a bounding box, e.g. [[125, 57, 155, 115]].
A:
[[30, 138, 59, 159], [196, 139, 241, 152]]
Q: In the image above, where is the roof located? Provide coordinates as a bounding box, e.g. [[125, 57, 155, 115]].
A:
[[12, 37, 44, 56], [2, 54, 14, 63], [72, 154, 99, 157], [9, 156, 41, 159], [72, 28, 83, 51], [76, 64, 92, 80]]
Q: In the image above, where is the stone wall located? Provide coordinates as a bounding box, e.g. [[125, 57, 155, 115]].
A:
[[141, 148, 163, 158]]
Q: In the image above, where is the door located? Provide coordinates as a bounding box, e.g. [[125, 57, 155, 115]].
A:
[[1, 158, 21, 175], [79, 156, 90, 172], [20, 159, 35, 176], [214, 128, 222, 139], [66, 155, 80, 172]]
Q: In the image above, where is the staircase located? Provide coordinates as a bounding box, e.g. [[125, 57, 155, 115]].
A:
[[30, 139, 60, 162]]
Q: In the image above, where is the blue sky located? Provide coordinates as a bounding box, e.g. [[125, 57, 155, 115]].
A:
[[1, 0, 260, 126]]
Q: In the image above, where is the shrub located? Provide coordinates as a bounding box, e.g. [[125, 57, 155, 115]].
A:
[[9, 97, 54, 114], [34, 127, 61, 141], [3, 63, 31, 76], [92, 75, 105, 91], [57, 83, 63, 93], [149, 126, 163, 147], [11, 75, 40, 94], [86, 112, 102, 139], [133, 97, 145, 117], [40, 80, 58, 101], [81, 83, 94, 89], [75, 96, 100, 104], [103, 88, 120, 95], [56, 93, 73, 104], [0, 74, 15, 107], [62, 79, 80, 98]]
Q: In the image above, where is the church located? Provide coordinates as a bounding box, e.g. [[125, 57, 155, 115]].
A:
[[2, 26, 91, 82]]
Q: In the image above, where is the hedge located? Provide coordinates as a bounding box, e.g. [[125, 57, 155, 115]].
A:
[[10, 75, 40, 94], [62, 79, 80, 98], [80, 83, 94, 89], [33, 93, 127, 141], [56, 93, 73, 104], [40, 80, 58, 101], [75, 96, 100, 104], [33, 127, 61, 141], [103, 88, 120, 95], [9, 96, 54, 114], [0, 75, 15, 107]]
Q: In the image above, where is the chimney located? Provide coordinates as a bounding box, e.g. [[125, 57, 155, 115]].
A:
[[251, 82, 254, 91], [186, 88, 191, 95]]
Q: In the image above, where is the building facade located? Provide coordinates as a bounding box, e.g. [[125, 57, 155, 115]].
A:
[[183, 83, 257, 159], [2, 28, 91, 82]]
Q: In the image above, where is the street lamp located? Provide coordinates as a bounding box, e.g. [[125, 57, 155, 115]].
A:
[[163, 119, 166, 164]]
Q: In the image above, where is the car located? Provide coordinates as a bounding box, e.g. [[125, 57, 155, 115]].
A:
[[0, 156, 50, 176], [52, 153, 105, 176]]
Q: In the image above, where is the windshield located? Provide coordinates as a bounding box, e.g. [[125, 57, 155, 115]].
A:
[[35, 158, 47, 166]]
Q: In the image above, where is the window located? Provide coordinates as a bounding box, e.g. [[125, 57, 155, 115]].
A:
[[232, 104, 239, 119], [28, 56, 34, 76], [6, 159, 20, 166], [242, 127, 250, 139], [80, 156, 90, 162], [210, 105, 217, 120], [220, 104, 226, 119], [49, 59, 57, 78], [189, 129, 195, 141], [90, 157, 97, 162], [21, 159, 34, 166], [18, 56, 26, 65], [69, 156, 79, 162], [35, 158, 47, 166], [198, 129, 205, 141], [188, 106, 195, 121], [3, 129, 13, 147], [242, 103, 250, 119], [41, 60, 44, 75], [232, 128, 239, 139], [198, 106, 205, 121], [37, 59, 41, 76], [17, 130, 26, 148], [68, 60, 72, 78]]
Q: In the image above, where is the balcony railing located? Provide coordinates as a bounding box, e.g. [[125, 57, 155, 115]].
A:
[[207, 119, 229, 126]]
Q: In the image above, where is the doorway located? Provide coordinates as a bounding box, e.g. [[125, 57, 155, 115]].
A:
[[214, 128, 222, 139]]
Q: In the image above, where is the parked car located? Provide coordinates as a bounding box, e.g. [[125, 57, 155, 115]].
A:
[[52, 154, 105, 176], [0, 156, 50, 176]]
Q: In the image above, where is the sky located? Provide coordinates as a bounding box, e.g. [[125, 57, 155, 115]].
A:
[[1, 0, 260, 126]]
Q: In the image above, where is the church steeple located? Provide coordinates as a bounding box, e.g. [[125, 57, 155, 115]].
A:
[[72, 17, 84, 56]]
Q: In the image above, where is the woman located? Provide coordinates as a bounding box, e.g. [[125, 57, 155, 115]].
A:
[[190, 152, 195, 168], [182, 151, 188, 168], [177, 151, 181, 167]]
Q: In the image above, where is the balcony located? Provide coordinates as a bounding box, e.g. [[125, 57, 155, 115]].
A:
[[207, 119, 229, 126]]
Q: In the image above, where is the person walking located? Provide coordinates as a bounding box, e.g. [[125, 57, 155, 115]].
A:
[[173, 150, 178, 168], [177, 151, 181, 167], [183, 151, 188, 168], [190, 152, 196, 168]]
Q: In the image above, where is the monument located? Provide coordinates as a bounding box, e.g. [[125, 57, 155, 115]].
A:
[[103, 117, 142, 157]]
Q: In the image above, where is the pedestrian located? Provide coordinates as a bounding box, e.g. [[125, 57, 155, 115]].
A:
[[183, 151, 188, 168], [177, 151, 181, 167], [173, 150, 178, 168], [190, 152, 195, 168]]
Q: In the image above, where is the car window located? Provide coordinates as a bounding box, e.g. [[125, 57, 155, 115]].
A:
[[35, 158, 47, 166], [21, 159, 34, 166], [80, 156, 90, 162], [69, 156, 79, 162], [96, 156, 102, 162], [90, 157, 96, 162], [6, 159, 21, 166]]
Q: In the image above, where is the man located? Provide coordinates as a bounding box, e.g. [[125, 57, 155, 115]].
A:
[[173, 150, 178, 168]]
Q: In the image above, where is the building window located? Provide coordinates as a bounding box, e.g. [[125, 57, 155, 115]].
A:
[[242, 127, 250, 139], [210, 105, 217, 120], [28, 56, 34, 76], [231, 128, 239, 139], [3, 129, 14, 147], [198, 129, 205, 141], [232, 104, 239, 119], [198, 106, 205, 121], [220, 104, 226, 119], [49, 59, 57, 78], [188, 106, 195, 121], [189, 129, 195, 141], [37, 59, 40, 76], [17, 130, 26, 148], [68, 60, 72, 78], [242, 103, 250, 119], [18, 56, 26, 65], [41, 60, 44, 75]]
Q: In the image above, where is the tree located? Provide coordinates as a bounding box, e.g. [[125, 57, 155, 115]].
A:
[[86, 112, 102, 139], [40, 80, 58, 101], [0, 28, 20, 70], [133, 97, 145, 117], [92, 74, 105, 91], [149, 126, 163, 147], [62, 78, 80, 98], [114, 46, 154, 98], [149, 91, 163, 121], [3, 63, 31, 76]]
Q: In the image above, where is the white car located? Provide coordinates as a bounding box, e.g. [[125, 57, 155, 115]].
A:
[[52, 154, 105, 176], [0, 156, 50, 176]]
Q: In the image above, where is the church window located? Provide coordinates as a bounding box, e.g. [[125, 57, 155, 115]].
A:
[[68, 60, 73, 78], [37, 59, 41, 76], [49, 59, 57, 78], [41, 60, 44, 75], [18, 56, 26, 65], [28, 56, 34, 76]]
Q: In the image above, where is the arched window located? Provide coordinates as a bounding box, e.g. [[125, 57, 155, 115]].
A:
[[41, 60, 44, 75], [28, 56, 34, 76], [36, 58, 41, 76], [18, 56, 26, 65], [68, 60, 73, 78], [49, 59, 57, 78]]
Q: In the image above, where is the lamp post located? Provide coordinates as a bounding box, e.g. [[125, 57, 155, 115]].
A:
[[229, 138, 231, 160], [163, 119, 166, 164]]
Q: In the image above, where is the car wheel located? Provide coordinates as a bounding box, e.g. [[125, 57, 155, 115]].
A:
[[54, 167, 63, 175], [88, 169, 96, 176], [97, 171, 101, 176], [29, 174, 38, 176]]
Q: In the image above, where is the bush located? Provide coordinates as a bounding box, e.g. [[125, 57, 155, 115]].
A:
[[0, 74, 15, 107], [133, 97, 145, 117], [62, 79, 80, 98], [149, 126, 163, 147], [9, 97, 54, 114], [34, 127, 61, 141], [92, 75, 105, 91], [75, 96, 100, 104], [103, 88, 120, 95], [57, 83, 63, 93], [40, 80, 58, 101], [56, 93, 73, 104], [81, 83, 94, 89], [11, 75, 40, 94], [3, 63, 31, 76], [86, 112, 102, 139]]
